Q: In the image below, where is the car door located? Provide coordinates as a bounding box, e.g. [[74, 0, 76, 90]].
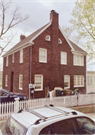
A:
[[0, 90, 9, 103]]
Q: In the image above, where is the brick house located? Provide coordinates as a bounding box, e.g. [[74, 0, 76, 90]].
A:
[[2, 10, 87, 98]]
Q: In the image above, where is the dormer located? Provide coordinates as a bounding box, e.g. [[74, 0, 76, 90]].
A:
[[45, 35, 51, 41]]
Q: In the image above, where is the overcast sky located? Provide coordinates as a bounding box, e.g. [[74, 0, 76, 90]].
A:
[[0, 0, 76, 66]]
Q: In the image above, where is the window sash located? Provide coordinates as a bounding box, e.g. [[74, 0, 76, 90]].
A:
[[74, 75, 84, 87], [61, 52, 67, 65], [73, 54, 84, 66], [12, 53, 14, 63], [20, 49, 23, 63], [39, 48, 47, 63], [19, 74, 23, 90], [64, 75, 70, 88], [35, 75, 43, 91]]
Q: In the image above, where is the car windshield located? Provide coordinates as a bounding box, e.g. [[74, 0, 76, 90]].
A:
[[1, 117, 27, 135]]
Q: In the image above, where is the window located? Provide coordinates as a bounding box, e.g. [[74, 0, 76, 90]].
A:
[[19, 74, 23, 90], [74, 75, 84, 87], [73, 54, 84, 66], [35, 75, 43, 91], [5, 75, 8, 87], [64, 75, 70, 88], [45, 35, 50, 41], [12, 53, 14, 63], [61, 52, 67, 65], [58, 38, 62, 44], [39, 48, 47, 63], [76, 117, 95, 134], [87, 76, 92, 86], [20, 49, 23, 63], [6, 56, 8, 67], [39, 118, 78, 134]]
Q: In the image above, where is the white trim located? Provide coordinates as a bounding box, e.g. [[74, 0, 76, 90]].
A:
[[45, 35, 51, 41], [19, 49, 23, 63], [59, 26, 74, 51], [61, 52, 67, 65], [72, 51, 87, 55], [29, 22, 51, 43], [64, 75, 70, 89], [2, 42, 34, 57], [39, 48, 47, 63], [34, 74, 43, 91], [19, 74, 23, 90], [73, 54, 84, 66], [74, 75, 84, 87], [3, 23, 51, 57], [12, 53, 14, 63]]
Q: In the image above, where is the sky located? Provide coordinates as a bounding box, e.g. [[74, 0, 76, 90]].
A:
[[0, 0, 76, 67]]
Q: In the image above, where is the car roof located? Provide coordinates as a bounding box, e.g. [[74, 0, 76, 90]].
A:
[[11, 105, 85, 128]]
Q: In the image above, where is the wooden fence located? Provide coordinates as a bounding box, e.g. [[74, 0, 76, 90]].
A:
[[0, 94, 95, 120]]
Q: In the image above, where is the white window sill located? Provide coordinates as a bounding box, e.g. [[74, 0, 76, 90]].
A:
[[64, 87, 70, 89], [61, 63, 67, 65], [35, 89, 43, 91], [74, 85, 84, 87], [73, 64, 84, 66], [19, 88, 23, 90], [39, 61, 47, 63]]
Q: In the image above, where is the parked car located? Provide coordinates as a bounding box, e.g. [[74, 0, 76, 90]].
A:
[[0, 88, 27, 103], [0, 104, 95, 135]]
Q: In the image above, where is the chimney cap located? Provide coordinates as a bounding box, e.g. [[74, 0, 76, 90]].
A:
[[51, 10, 56, 13]]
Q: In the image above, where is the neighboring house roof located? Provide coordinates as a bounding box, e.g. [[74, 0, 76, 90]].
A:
[[3, 22, 87, 57]]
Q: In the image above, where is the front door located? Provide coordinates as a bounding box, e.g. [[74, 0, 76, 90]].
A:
[[11, 72, 14, 92]]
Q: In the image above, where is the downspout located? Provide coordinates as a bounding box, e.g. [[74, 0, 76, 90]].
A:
[[29, 41, 34, 99]]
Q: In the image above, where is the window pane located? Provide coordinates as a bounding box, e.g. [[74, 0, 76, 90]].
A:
[[39, 49, 47, 63], [35, 75, 43, 90]]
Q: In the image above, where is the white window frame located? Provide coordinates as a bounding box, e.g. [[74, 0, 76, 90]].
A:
[[45, 35, 50, 41], [39, 48, 47, 63], [58, 38, 62, 44], [20, 49, 23, 63], [74, 75, 84, 87], [12, 53, 14, 63], [6, 56, 8, 67], [5, 75, 8, 87], [61, 52, 67, 65], [19, 74, 23, 90], [35, 74, 43, 91], [73, 54, 84, 66], [64, 75, 70, 89]]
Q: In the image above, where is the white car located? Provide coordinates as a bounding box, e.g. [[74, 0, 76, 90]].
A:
[[0, 104, 95, 135]]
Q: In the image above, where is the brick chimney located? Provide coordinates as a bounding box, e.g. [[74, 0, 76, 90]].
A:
[[50, 10, 59, 27], [50, 10, 59, 87], [20, 35, 26, 41]]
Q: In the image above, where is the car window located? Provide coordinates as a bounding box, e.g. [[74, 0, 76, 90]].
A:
[[0, 91, 8, 96], [1, 117, 27, 135], [39, 118, 78, 134], [76, 117, 95, 134]]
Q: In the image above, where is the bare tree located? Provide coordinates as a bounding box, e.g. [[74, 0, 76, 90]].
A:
[[0, 0, 29, 55]]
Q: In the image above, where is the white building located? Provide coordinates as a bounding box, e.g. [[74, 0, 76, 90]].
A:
[[87, 61, 95, 93]]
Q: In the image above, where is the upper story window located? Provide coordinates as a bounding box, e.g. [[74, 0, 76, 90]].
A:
[[6, 56, 8, 67], [64, 75, 70, 89], [61, 52, 67, 65], [12, 53, 14, 63], [19, 74, 23, 90], [20, 49, 23, 63], [39, 48, 47, 63], [45, 35, 50, 41], [35, 74, 43, 91], [5, 75, 8, 87], [74, 75, 84, 87], [58, 38, 62, 44], [73, 54, 84, 66]]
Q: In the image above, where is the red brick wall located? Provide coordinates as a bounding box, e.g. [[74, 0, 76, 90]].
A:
[[2, 11, 86, 98]]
